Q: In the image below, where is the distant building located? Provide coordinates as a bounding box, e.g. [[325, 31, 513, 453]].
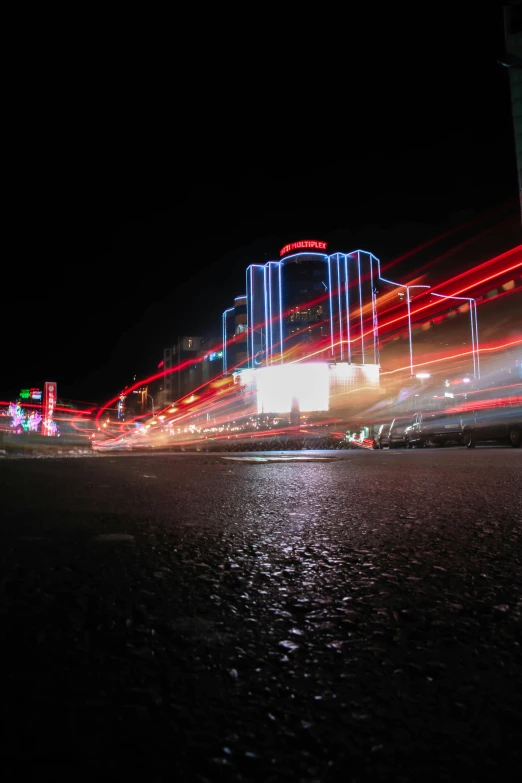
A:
[[162, 335, 222, 406], [163, 337, 201, 403]]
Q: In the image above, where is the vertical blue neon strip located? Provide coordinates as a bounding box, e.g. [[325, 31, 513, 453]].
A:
[[279, 262, 283, 363], [330, 255, 336, 359], [223, 309, 232, 374], [267, 264, 272, 363], [331, 254, 336, 359], [344, 254, 351, 363], [247, 265, 265, 368], [336, 254, 342, 361], [369, 255, 377, 364], [339, 255, 344, 361], [328, 255, 334, 357], [263, 265, 268, 368], [246, 266, 253, 368], [371, 253, 380, 366], [358, 252, 364, 363], [274, 262, 279, 362], [266, 262, 278, 365]]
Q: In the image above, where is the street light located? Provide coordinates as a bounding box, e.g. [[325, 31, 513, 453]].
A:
[[429, 293, 480, 379], [393, 285, 430, 377], [405, 285, 431, 377], [379, 276, 431, 378], [146, 393, 154, 415]]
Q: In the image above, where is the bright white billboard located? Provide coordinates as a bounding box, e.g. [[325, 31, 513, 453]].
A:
[[255, 363, 329, 413]]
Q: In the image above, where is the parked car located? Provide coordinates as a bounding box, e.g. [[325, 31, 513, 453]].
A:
[[404, 411, 464, 448], [461, 401, 522, 448], [374, 417, 410, 449]]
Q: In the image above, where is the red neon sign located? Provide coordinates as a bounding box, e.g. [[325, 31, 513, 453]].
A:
[[280, 239, 327, 257], [42, 381, 57, 436]]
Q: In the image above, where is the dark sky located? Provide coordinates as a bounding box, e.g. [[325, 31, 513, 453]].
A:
[[2, 4, 520, 405]]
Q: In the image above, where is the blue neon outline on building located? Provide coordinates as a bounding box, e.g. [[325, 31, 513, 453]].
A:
[[222, 247, 481, 378]]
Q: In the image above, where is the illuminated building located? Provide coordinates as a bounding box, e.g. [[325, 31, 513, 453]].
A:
[[222, 240, 482, 417], [223, 243, 381, 372], [222, 242, 384, 415], [222, 295, 248, 373]]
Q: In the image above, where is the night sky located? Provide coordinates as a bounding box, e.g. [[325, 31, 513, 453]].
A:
[[2, 4, 520, 405]]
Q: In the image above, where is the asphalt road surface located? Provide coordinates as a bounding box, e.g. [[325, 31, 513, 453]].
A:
[[1, 448, 521, 782]]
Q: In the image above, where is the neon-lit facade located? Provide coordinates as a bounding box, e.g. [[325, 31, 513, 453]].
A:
[[222, 295, 247, 374], [221, 242, 481, 414], [223, 248, 382, 372]]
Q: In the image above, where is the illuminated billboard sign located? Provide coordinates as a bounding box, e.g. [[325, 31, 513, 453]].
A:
[[255, 363, 329, 413], [280, 240, 327, 257], [42, 381, 57, 436], [19, 388, 42, 401]]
